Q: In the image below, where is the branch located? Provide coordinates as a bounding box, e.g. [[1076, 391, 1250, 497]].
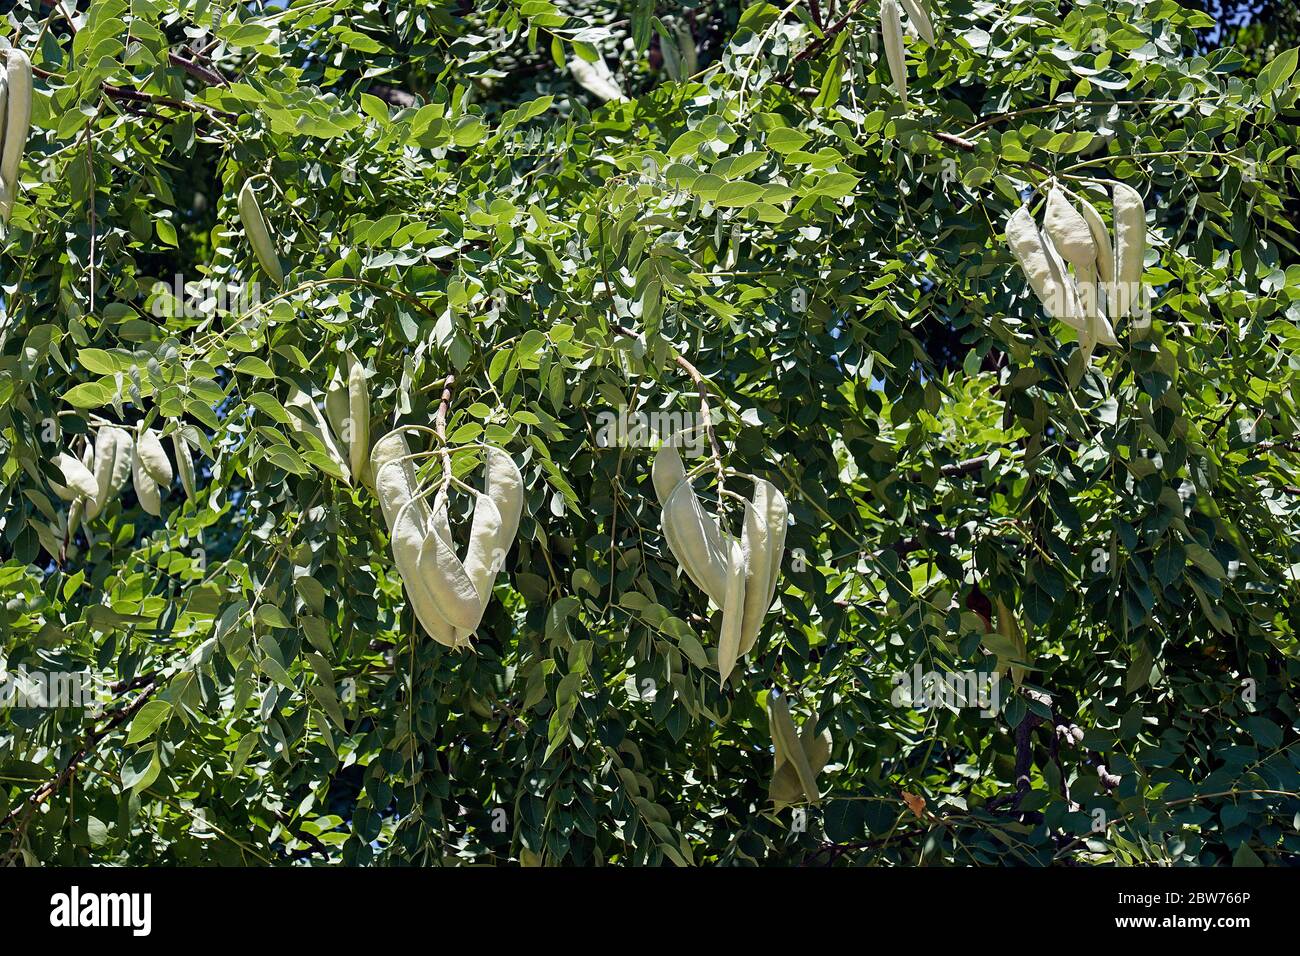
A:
[[939, 455, 989, 478], [1, 682, 159, 831], [169, 51, 229, 87], [933, 131, 977, 152], [776, 0, 871, 83]]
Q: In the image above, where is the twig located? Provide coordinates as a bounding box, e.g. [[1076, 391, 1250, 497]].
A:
[[435, 373, 455, 485], [776, 0, 871, 83], [933, 131, 977, 152], [1, 683, 159, 831]]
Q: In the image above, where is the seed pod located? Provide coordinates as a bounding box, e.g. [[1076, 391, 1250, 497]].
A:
[[173, 430, 196, 499], [449, 494, 504, 642], [286, 384, 351, 483], [739, 499, 769, 650], [674, 22, 698, 76], [650, 439, 687, 506], [717, 536, 747, 683], [346, 352, 370, 484], [132, 442, 161, 516], [420, 489, 492, 632], [371, 429, 431, 531], [136, 427, 173, 486], [87, 426, 133, 519], [53, 452, 99, 502], [0, 50, 32, 224], [1043, 188, 1097, 272], [899, 0, 935, 44], [371, 430, 456, 646], [1075, 193, 1115, 284], [324, 362, 351, 457], [238, 179, 285, 287], [569, 56, 626, 103], [739, 478, 787, 655], [0, 72, 9, 202], [1112, 181, 1146, 321], [770, 711, 833, 808], [663, 478, 730, 606], [449, 446, 526, 637], [767, 692, 821, 806], [1006, 206, 1077, 324], [881, 0, 908, 108], [1040, 228, 1087, 333], [654, 442, 729, 604]]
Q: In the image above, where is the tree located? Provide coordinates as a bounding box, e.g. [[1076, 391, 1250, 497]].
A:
[[1, 0, 1298, 866]]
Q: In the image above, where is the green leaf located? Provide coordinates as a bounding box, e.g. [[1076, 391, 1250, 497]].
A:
[[126, 700, 171, 745]]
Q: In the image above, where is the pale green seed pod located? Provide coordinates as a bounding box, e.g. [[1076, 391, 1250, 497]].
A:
[[53, 452, 99, 502], [899, 0, 935, 44], [173, 430, 196, 499], [739, 478, 787, 655], [1043, 187, 1097, 272], [87, 426, 133, 519], [1040, 227, 1087, 333], [137, 427, 173, 486], [0, 50, 32, 224], [286, 384, 351, 483], [419, 489, 491, 632], [767, 692, 822, 805], [1006, 206, 1076, 325], [371, 430, 456, 647], [1112, 181, 1146, 321], [717, 535, 748, 684], [881, 0, 908, 108], [1075, 193, 1115, 284], [238, 179, 285, 287], [569, 56, 626, 102], [346, 352, 370, 484], [662, 478, 730, 606], [132, 442, 161, 516]]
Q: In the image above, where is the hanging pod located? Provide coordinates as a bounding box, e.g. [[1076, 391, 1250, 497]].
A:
[[880, 0, 908, 108], [132, 443, 161, 516], [136, 427, 173, 487], [346, 353, 371, 485], [739, 478, 787, 657], [0, 49, 32, 224], [1043, 187, 1097, 271], [652, 438, 786, 683], [653, 441, 729, 604], [86, 426, 133, 520], [447, 447, 523, 645], [898, 0, 935, 45], [569, 56, 626, 103], [371, 430, 456, 647], [52, 452, 99, 502], [237, 179, 285, 287], [1111, 181, 1146, 321], [372, 428, 524, 648], [769, 707, 833, 809], [173, 429, 197, 499], [286, 384, 351, 483], [767, 692, 824, 806], [1006, 206, 1076, 323], [1043, 187, 1118, 354]]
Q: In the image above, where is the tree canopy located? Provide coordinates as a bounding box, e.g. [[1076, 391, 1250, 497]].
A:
[[1, 0, 1299, 866]]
